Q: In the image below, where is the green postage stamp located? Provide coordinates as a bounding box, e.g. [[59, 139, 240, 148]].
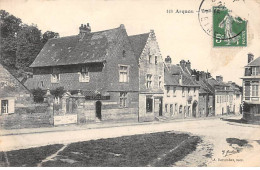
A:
[[213, 6, 247, 47]]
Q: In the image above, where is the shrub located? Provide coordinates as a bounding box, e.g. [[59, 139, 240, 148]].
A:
[[51, 86, 65, 98], [32, 87, 45, 103]]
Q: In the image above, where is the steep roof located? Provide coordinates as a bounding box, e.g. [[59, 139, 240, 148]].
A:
[[247, 57, 260, 66], [128, 33, 149, 60], [165, 64, 200, 87], [0, 64, 31, 97], [30, 26, 124, 67]]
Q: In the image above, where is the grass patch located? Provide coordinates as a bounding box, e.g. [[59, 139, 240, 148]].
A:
[[43, 132, 200, 167], [1, 132, 201, 167], [0, 144, 63, 167], [226, 138, 248, 147]]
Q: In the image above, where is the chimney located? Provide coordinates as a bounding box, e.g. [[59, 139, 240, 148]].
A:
[[79, 23, 91, 39], [186, 60, 191, 71], [216, 75, 223, 82], [165, 55, 172, 68], [180, 60, 186, 70], [248, 53, 254, 63]]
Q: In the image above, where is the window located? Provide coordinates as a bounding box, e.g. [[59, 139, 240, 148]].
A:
[[167, 86, 170, 97], [252, 67, 259, 76], [146, 97, 153, 112], [1, 100, 8, 114], [79, 66, 89, 82], [182, 87, 185, 97], [174, 103, 178, 114], [148, 55, 152, 63], [122, 50, 126, 57], [119, 65, 129, 82], [158, 76, 162, 88], [146, 74, 152, 88], [173, 87, 176, 96], [217, 96, 219, 103], [51, 73, 60, 83], [155, 56, 158, 65], [244, 81, 250, 99], [51, 68, 60, 83], [252, 82, 259, 97], [170, 104, 173, 114], [119, 92, 127, 107], [165, 104, 168, 112], [179, 105, 183, 114]]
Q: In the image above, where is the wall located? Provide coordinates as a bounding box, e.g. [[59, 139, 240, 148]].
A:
[[163, 85, 199, 119]]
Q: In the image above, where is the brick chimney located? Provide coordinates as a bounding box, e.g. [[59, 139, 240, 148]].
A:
[[79, 23, 91, 39], [248, 53, 254, 63], [216, 75, 223, 82], [165, 55, 172, 68], [180, 60, 186, 70], [186, 60, 191, 71]]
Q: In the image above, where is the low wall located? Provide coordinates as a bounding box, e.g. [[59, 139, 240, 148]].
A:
[[0, 112, 52, 129]]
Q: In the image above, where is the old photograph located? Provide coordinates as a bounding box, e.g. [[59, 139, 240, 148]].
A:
[[0, 0, 260, 167]]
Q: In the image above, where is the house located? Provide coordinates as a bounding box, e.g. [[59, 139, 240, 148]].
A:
[[164, 56, 200, 118], [0, 64, 32, 115], [207, 76, 237, 115], [241, 53, 260, 122], [25, 24, 164, 122], [228, 81, 242, 114], [129, 30, 164, 121], [177, 60, 214, 117]]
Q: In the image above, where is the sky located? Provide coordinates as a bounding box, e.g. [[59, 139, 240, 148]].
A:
[[1, 0, 260, 85]]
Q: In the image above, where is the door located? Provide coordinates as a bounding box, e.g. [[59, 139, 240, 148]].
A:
[[1, 100, 8, 114], [146, 98, 153, 113], [159, 98, 162, 116], [192, 102, 197, 117], [96, 101, 102, 120]]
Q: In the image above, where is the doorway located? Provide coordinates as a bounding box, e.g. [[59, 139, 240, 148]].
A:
[[192, 101, 197, 117], [96, 101, 102, 120], [146, 97, 153, 113]]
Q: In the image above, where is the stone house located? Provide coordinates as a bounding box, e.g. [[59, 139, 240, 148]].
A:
[[241, 53, 260, 122], [25, 24, 164, 122], [0, 64, 32, 115], [164, 56, 200, 119]]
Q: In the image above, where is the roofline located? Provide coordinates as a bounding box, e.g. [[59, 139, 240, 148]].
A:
[[30, 60, 106, 68]]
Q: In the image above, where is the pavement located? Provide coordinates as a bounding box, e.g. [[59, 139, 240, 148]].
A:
[[0, 114, 260, 166]]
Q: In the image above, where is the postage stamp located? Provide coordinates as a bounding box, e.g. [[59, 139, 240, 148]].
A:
[[213, 6, 247, 47]]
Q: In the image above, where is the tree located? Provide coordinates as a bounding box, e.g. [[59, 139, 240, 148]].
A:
[[0, 10, 22, 68], [42, 31, 59, 44], [15, 24, 43, 71]]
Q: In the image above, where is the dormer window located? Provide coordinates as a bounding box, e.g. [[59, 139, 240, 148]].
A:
[[79, 66, 89, 82]]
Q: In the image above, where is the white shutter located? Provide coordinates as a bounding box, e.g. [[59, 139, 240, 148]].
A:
[[9, 99, 15, 113]]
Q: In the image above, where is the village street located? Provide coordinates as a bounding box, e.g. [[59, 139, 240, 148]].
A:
[[1, 115, 260, 166]]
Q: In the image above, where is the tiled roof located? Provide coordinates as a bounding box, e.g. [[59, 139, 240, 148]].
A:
[[30, 26, 123, 67], [247, 57, 260, 66], [165, 64, 200, 87], [128, 33, 149, 60]]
